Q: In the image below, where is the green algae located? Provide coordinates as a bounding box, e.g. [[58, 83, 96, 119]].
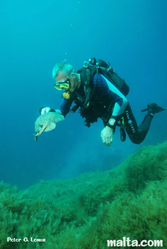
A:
[[0, 141, 167, 249]]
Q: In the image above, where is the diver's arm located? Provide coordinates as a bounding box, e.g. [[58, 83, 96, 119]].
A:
[[94, 73, 128, 146], [39, 98, 73, 117], [59, 98, 73, 117], [93, 74, 128, 126]]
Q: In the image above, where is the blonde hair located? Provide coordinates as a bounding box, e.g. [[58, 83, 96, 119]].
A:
[[52, 62, 74, 79]]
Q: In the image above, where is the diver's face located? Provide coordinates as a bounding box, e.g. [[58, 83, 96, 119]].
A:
[[55, 71, 68, 83], [55, 72, 78, 92]]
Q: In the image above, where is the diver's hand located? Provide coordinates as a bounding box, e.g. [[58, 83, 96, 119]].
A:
[[40, 107, 61, 115], [101, 126, 114, 146], [40, 107, 52, 115]]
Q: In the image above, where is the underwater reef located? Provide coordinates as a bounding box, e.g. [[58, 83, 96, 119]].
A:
[[0, 141, 167, 249]]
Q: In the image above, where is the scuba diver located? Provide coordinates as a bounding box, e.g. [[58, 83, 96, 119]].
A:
[[39, 58, 166, 146]]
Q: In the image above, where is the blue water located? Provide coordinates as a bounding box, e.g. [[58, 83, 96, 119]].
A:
[[0, 0, 167, 189]]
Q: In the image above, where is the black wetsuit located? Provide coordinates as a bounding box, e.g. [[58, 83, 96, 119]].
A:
[[58, 73, 153, 144]]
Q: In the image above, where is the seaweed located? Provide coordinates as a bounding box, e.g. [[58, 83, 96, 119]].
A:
[[0, 141, 167, 248]]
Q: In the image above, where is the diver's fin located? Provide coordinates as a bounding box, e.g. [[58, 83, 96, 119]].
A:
[[141, 103, 167, 114]]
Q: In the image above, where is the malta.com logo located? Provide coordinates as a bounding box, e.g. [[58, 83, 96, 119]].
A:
[[107, 237, 163, 247]]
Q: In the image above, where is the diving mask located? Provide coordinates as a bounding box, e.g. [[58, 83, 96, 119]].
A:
[[54, 78, 70, 91]]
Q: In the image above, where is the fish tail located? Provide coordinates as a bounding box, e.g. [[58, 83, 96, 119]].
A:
[[33, 134, 38, 142]]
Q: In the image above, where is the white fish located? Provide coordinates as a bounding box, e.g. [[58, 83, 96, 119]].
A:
[[33, 112, 64, 141]]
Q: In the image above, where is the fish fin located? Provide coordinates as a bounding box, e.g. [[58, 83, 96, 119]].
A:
[[45, 122, 56, 132]]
